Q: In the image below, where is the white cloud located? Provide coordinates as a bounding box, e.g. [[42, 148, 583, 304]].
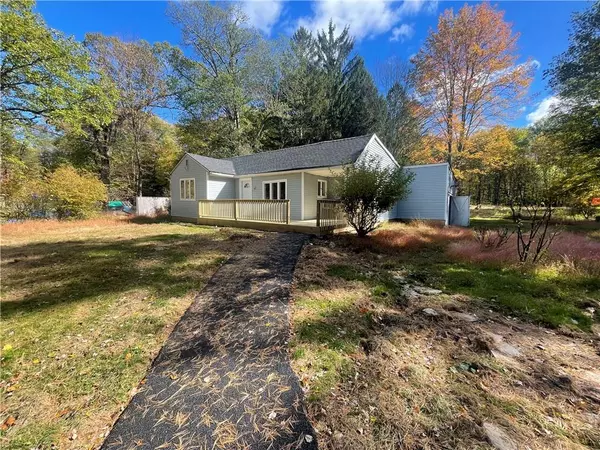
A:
[[398, 0, 438, 16], [526, 96, 560, 124], [390, 23, 414, 42], [242, 0, 284, 35], [296, 0, 437, 41]]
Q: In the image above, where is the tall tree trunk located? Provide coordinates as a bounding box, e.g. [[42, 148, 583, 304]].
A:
[[493, 173, 501, 205], [93, 127, 112, 188]]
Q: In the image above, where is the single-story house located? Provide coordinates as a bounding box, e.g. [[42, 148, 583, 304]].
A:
[[170, 134, 464, 231]]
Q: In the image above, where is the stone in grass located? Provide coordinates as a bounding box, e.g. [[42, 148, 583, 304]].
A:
[[448, 311, 479, 322], [483, 422, 518, 450], [413, 286, 443, 296], [485, 332, 520, 358], [390, 272, 408, 284], [422, 308, 439, 317], [492, 342, 521, 358], [402, 286, 421, 302]]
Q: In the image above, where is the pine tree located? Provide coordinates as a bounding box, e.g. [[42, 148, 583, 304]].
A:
[[340, 57, 385, 138]]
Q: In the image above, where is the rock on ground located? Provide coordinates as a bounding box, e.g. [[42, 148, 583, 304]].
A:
[[483, 422, 518, 450]]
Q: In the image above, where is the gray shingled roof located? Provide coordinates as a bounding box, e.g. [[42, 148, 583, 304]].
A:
[[188, 154, 236, 175], [188, 134, 373, 176]]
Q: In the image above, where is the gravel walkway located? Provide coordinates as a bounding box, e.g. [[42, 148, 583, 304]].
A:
[[102, 232, 316, 450]]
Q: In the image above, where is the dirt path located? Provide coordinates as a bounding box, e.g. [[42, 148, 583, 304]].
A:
[[102, 232, 316, 450]]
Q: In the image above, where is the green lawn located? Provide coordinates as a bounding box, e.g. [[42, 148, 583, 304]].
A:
[[290, 221, 600, 449], [0, 217, 259, 449]]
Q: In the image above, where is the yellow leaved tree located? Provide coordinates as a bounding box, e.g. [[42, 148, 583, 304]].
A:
[[412, 3, 534, 168], [47, 165, 107, 219]]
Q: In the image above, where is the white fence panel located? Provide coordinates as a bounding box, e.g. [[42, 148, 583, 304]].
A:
[[136, 197, 170, 216]]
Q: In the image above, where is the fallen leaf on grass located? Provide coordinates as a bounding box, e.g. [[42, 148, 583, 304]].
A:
[[1, 415, 16, 430]]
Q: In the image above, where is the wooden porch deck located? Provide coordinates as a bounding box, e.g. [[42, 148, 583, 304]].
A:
[[190, 199, 348, 235], [195, 217, 348, 235]]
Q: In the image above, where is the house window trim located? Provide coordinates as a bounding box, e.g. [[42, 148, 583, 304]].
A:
[[262, 179, 287, 200], [317, 179, 328, 199], [180, 178, 196, 201]]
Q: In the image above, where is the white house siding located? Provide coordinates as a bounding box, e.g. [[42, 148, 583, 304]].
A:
[[358, 136, 399, 221], [303, 173, 335, 220], [207, 174, 236, 200], [250, 173, 302, 221], [358, 136, 398, 170], [170, 155, 208, 219], [394, 163, 450, 222]]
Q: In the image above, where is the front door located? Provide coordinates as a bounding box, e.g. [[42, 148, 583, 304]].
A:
[[240, 178, 252, 199]]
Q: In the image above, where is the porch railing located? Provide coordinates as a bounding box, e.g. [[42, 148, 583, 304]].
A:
[[317, 199, 347, 231], [198, 199, 291, 224]]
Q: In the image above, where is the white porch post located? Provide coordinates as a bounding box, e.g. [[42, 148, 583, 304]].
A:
[[300, 172, 305, 220]]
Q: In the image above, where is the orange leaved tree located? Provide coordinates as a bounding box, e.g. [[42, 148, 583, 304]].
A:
[[412, 3, 534, 168]]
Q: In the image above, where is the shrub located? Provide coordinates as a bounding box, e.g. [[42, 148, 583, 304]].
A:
[[0, 176, 52, 220], [335, 158, 413, 237], [47, 165, 107, 219], [474, 227, 513, 249]]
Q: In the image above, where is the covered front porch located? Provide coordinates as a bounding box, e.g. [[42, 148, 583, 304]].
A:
[[196, 199, 348, 235]]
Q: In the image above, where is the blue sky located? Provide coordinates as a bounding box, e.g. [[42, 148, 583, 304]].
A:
[[36, 0, 591, 127]]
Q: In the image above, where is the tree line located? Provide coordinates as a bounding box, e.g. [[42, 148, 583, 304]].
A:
[[1, 0, 598, 219]]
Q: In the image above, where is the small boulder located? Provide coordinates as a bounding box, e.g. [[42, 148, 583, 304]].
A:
[[485, 332, 520, 357], [493, 342, 521, 358], [483, 422, 518, 450], [402, 286, 421, 302], [422, 308, 439, 317], [413, 286, 443, 296], [448, 311, 479, 322]]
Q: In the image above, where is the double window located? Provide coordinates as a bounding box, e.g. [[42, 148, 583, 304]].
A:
[[317, 180, 327, 198], [263, 180, 287, 200], [180, 178, 195, 200]]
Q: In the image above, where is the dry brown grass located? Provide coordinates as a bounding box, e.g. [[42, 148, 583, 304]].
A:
[[448, 231, 600, 266], [0, 218, 258, 449], [1, 215, 132, 237], [290, 229, 600, 449]]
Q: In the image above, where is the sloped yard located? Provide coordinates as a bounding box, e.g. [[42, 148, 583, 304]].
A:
[[0, 217, 262, 449], [290, 222, 600, 449]]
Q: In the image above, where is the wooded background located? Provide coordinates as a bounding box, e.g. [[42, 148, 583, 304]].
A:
[[1, 0, 598, 218]]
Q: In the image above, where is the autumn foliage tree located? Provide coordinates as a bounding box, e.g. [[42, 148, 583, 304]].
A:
[[412, 3, 534, 167], [48, 165, 107, 219]]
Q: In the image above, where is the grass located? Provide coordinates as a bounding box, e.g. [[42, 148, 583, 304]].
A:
[[470, 205, 600, 234], [0, 216, 261, 449], [370, 221, 600, 331], [290, 220, 600, 449]]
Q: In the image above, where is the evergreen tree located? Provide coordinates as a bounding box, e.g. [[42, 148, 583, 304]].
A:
[[340, 57, 385, 138], [315, 21, 356, 140], [280, 27, 327, 145]]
